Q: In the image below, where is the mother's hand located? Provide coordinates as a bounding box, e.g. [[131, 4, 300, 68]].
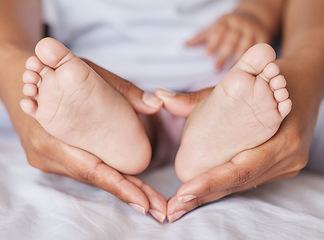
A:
[[156, 88, 309, 223], [14, 60, 166, 223], [21, 118, 166, 221]]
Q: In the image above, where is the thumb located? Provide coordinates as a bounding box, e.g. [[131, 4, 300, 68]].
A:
[[155, 88, 213, 117], [83, 58, 163, 115]]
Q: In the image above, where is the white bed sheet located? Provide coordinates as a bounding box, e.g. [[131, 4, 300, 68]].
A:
[[0, 102, 324, 240]]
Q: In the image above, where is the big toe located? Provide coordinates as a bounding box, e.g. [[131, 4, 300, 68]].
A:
[[235, 43, 276, 75], [35, 37, 74, 69]]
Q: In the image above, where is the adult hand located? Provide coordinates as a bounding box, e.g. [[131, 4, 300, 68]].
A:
[[18, 116, 166, 223], [186, 12, 270, 70], [83, 59, 163, 114], [9, 53, 166, 222], [155, 87, 309, 223]]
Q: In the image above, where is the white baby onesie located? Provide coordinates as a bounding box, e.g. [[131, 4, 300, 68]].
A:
[[42, 0, 239, 93]]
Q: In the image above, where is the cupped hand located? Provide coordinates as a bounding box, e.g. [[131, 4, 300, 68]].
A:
[[156, 88, 309, 223], [186, 12, 270, 70], [18, 116, 166, 223], [13, 59, 166, 223]]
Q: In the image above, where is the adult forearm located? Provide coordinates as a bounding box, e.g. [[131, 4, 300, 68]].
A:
[[0, 0, 42, 48], [279, 0, 324, 103], [0, 0, 43, 132], [276, 0, 324, 146]]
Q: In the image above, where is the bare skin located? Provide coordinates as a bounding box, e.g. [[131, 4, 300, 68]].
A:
[[0, 0, 166, 223], [21, 37, 151, 175], [157, 0, 324, 222], [1, 0, 324, 224], [175, 44, 291, 182]]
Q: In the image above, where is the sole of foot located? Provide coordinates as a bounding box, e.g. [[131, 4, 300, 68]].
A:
[[20, 38, 151, 175], [175, 43, 292, 182]]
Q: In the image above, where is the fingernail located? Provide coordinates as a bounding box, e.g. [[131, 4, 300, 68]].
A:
[[149, 209, 166, 223], [168, 210, 187, 223], [129, 203, 146, 215], [155, 88, 176, 98], [142, 92, 163, 108], [178, 195, 196, 203]]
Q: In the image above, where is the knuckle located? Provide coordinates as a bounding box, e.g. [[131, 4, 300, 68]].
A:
[[195, 198, 205, 207], [202, 171, 215, 194], [78, 161, 102, 184], [109, 177, 123, 199], [29, 133, 47, 154], [293, 156, 308, 172], [25, 152, 47, 171], [26, 154, 41, 169], [230, 161, 252, 186], [281, 130, 304, 155], [290, 171, 300, 178], [187, 92, 202, 106]]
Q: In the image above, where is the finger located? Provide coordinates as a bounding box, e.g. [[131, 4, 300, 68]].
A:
[[125, 175, 167, 223], [177, 142, 307, 206], [205, 24, 227, 55], [55, 143, 151, 214], [175, 143, 276, 201], [82, 59, 162, 115], [215, 30, 240, 70], [26, 128, 152, 214], [167, 166, 299, 222], [169, 164, 301, 223], [154, 87, 213, 117], [186, 30, 208, 46]]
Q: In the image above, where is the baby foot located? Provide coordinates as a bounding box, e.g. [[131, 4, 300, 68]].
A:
[[20, 38, 151, 175], [175, 43, 292, 182]]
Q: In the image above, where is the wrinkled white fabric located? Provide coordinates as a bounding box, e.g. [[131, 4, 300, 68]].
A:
[[0, 101, 324, 239], [1, 0, 323, 238]]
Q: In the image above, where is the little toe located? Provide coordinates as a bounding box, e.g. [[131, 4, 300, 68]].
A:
[[20, 99, 37, 118], [278, 99, 292, 118], [23, 83, 38, 97], [262, 62, 280, 80], [235, 43, 276, 75], [269, 75, 287, 91], [35, 37, 75, 69], [274, 88, 289, 102], [25, 56, 45, 73], [23, 70, 41, 84]]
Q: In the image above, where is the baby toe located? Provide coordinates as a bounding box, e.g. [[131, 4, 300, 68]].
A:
[[278, 99, 292, 118], [20, 99, 37, 118], [23, 70, 41, 84], [274, 88, 289, 102], [262, 62, 280, 80], [270, 75, 287, 91], [26, 56, 45, 73], [23, 83, 38, 97], [235, 43, 276, 75]]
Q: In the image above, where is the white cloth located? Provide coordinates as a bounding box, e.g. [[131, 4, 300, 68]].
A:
[[1, 1, 323, 238], [42, 0, 238, 92], [0, 100, 324, 239]]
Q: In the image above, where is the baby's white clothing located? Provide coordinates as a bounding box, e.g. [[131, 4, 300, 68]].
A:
[[42, 0, 238, 93]]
